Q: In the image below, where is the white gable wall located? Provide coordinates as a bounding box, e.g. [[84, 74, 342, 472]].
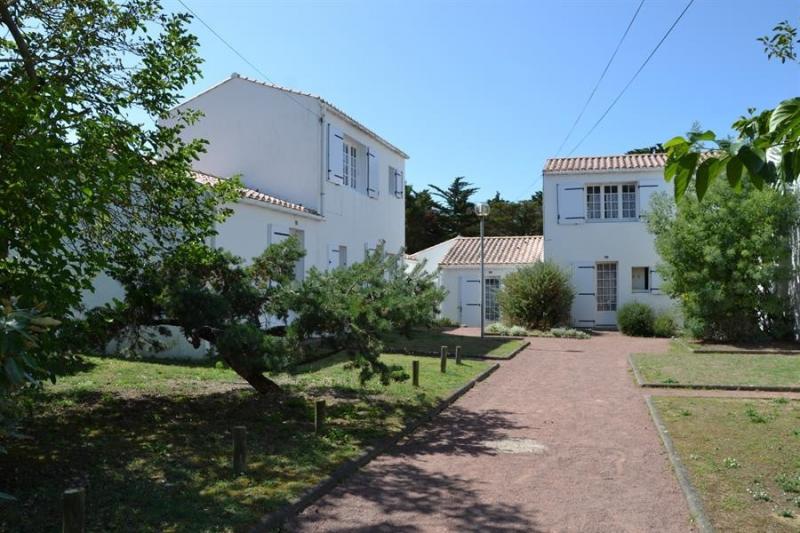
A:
[[543, 168, 674, 328]]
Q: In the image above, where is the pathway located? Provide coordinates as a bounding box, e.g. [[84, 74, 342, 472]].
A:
[[289, 333, 697, 532]]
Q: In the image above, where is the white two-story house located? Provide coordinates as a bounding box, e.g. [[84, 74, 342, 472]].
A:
[[542, 154, 673, 328], [87, 73, 408, 356]]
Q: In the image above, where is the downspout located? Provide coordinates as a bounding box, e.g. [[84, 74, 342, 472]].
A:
[[319, 102, 326, 217]]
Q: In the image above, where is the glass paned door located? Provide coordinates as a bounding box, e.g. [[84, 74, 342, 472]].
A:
[[596, 262, 618, 326]]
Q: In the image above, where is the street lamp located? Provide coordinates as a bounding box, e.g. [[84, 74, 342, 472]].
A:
[[475, 202, 490, 338]]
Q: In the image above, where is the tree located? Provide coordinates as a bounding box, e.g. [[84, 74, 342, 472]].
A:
[[0, 0, 238, 317], [485, 191, 543, 236], [647, 180, 799, 340], [662, 20, 799, 200], [429, 177, 480, 236], [90, 239, 445, 393], [405, 185, 447, 253]]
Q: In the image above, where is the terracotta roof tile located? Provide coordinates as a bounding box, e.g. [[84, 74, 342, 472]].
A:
[[440, 236, 543, 266], [192, 171, 321, 216], [543, 153, 667, 174]]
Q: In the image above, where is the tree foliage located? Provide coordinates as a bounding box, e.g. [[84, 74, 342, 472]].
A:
[[0, 0, 238, 315], [647, 181, 799, 340], [405, 177, 543, 253], [90, 240, 445, 393], [497, 261, 574, 330], [663, 20, 799, 201]]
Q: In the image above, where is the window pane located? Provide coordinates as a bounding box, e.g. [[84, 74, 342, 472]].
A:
[[485, 278, 501, 321], [342, 143, 349, 186], [596, 263, 617, 311], [632, 266, 649, 291], [350, 146, 357, 189], [586, 186, 601, 219], [622, 184, 636, 218], [603, 185, 619, 219]]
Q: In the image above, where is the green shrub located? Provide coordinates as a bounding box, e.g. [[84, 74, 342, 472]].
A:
[[617, 302, 655, 336], [485, 323, 509, 335], [497, 261, 574, 330], [432, 316, 458, 328], [507, 325, 527, 337], [550, 327, 591, 339], [653, 311, 677, 338]]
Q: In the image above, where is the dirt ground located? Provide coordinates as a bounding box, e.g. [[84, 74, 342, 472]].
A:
[[288, 333, 699, 532]]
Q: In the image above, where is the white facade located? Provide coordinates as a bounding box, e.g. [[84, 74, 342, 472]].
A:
[[543, 159, 673, 328], [86, 74, 408, 357]]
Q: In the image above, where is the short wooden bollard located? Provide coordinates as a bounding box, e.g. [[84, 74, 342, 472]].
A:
[[440, 345, 448, 373], [315, 400, 326, 434], [232, 425, 247, 475], [62, 487, 85, 533], [412, 360, 420, 387], [455, 345, 462, 365]]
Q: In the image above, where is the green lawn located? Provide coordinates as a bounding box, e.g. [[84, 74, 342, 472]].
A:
[[0, 353, 490, 532], [652, 397, 800, 532], [382, 328, 526, 358], [631, 351, 800, 388]]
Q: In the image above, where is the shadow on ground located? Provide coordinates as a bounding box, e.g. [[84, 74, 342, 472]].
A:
[[291, 405, 543, 532]]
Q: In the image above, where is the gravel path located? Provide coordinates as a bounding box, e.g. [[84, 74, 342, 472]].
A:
[[289, 333, 695, 532]]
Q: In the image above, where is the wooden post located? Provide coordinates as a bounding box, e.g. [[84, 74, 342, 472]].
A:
[[440, 345, 448, 373], [455, 345, 462, 365], [62, 488, 85, 533], [233, 426, 247, 475], [315, 399, 326, 434], [412, 360, 420, 387]]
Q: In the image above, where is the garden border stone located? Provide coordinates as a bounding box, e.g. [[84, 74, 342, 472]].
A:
[[250, 361, 501, 532], [645, 396, 714, 533], [387, 340, 530, 361], [628, 354, 800, 393]]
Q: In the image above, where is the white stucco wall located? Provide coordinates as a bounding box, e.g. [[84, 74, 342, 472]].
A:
[[543, 168, 675, 327], [85, 75, 408, 358]]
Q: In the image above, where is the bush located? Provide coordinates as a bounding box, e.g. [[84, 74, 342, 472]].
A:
[[498, 261, 574, 330], [653, 312, 678, 338], [432, 316, 458, 328], [617, 302, 655, 337], [485, 323, 509, 335], [549, 327, 591, 339], [507, 325, 527, 336]]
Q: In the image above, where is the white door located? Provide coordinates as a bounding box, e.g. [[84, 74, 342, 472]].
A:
[[595, 262, 618, 327], [459, 275, 482, 326]]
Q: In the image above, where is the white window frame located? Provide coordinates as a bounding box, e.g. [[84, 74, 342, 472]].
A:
[[342, 141, 357, 189], [585, 182, 638, 222]]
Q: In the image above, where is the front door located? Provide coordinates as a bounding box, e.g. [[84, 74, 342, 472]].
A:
[[459, 276, 482, 326], [595, 262, 618, 327]]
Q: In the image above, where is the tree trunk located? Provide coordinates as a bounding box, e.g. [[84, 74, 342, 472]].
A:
[[224, 357, 282, 395]]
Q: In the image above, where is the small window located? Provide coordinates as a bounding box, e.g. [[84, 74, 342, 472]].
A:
[[586, 186, 601, 219], [622, 184, 637, 218], [485, 278, 501, 322], [342, 142, 357, 189], [632, 266, 649, 292]]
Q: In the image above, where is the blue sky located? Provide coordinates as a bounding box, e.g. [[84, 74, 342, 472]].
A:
[[167, 0, 798, 201]]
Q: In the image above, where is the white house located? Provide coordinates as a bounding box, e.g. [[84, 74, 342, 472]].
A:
[[408, 235, 544, 327], [86, 73, 408, 356], [542, 154, 673, 328]]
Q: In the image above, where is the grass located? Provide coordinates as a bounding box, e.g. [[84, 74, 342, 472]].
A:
[[652, 397, 800, 532], [0, 353, 489, 532], [631, 343, 800, 388], [382, 328, 526, 358]]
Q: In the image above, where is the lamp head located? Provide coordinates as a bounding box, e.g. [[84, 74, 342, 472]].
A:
[[475, 202, 490, 217]]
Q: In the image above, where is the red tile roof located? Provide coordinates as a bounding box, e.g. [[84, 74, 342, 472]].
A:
[[543, 153, 667, 174], [440, 236, 543, 266], [192, 171, 321, 216]]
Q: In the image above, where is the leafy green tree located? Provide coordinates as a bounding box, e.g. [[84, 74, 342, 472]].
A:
[[405, 185, 447, 253], [429, 177, 480, 236], [91, 240, 445, 393], [0, 0, 238, 316], [663, 20, 799, 200], [647, 180, 799, 340], [485, 191, 543, 236]]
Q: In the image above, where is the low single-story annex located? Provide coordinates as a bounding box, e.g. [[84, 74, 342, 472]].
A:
[[407, 235, 543, 327]]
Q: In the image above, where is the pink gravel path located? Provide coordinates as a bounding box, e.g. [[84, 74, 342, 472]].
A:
[[289, 333, 697, 532]]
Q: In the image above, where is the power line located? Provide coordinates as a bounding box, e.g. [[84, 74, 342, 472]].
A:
[[175, 0, 322, 119], [554, 0, 645, 156], [566, 0, 694, 156]]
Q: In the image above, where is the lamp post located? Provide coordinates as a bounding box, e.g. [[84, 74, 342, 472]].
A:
[[475, 202, 490, 338]]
